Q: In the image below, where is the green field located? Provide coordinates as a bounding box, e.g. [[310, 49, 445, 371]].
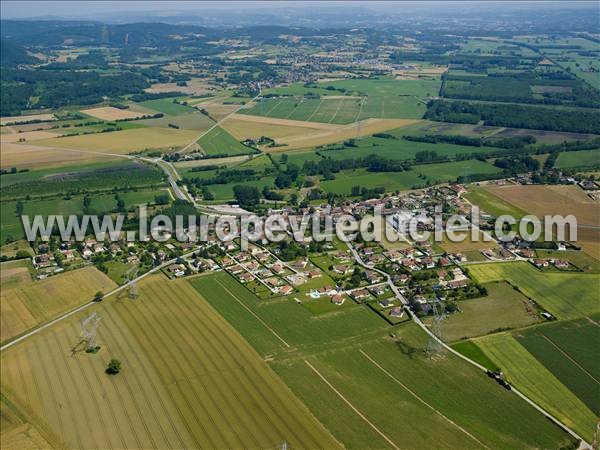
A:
[[136, 98, 196, 116], [319, 161, 499, 196], [463, 186, 529, 219], [197, 126, 257, 156], [138, 110, 215, 131], [515, 317, 600, 415], [430, 282, 540, 342], [535, 249, 600, 273], [468, 262, 600, 319], [242, 78, 440, 123], [555, 149, 600, 169], [476, 333, 597, 441]]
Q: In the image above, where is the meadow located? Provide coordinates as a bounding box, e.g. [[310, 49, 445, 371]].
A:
[[555, 149, 600, 169], [468, 262, 600, 319], [476, 333, 597, 441], [429, 281, 539, 342], [138, 111, 215, 131], [136, 98, 196, 116], [0, 275, 339, 449], [1, 266, 116, 343], [196, 126, 258, 157]]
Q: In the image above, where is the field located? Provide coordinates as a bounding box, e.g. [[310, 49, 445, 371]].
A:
[[81, 106, 149, 121], [463, 186, 530, 219], [33, 128, 199, 154], [468, 262, 600, 319], [439, 230, 499, 254], [136, 98, 196, 116], [196, 125, 257, 156], [138, 111, 215, 131], [476, 333, 597, 441], [242, 78, 440, 124], [0, 275, 339, 449], [0, 142, 117, 170], [555, 149, 600, 169], [0, 130, 60, 143], [430, 282, 539, 342], [189, 272, 573, 448], [0, 114, 56, 126], [0, 266, 116, 343], [222, 114, 336, 141]]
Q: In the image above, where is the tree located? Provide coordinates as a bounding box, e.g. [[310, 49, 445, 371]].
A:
[[94, 291, 104, 302], [105, 359, 122, 375], [15, 201, 23, 216], [233, 185, 260, 208]]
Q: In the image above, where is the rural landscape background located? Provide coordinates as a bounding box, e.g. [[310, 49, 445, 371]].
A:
[[0, 1, 599, 449]]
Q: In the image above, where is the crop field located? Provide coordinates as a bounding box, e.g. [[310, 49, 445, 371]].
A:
[[190, 273, 573, 448], [555, 149, 600, 169], [463, 186, 529, 219], [0, 142, 118, 170], [515, 317, 600, 415], [138, 111, 215, 131], [1, 160, 164, 200], [428, 282, 539, 342], [319, 132, 504, 162], [0, 130, 60, 143], [136, 98, 196, 116], [468, 262, 600, 319], [0, 266, 116, 343], [33, 128, 199, 154], [0, 114, 56, 126], [0, 275, 339, 449], [80, 106, 149, 121], [196, 126, 257, 157], [439, 230, 499, 253], [319, 161, 498, 196], [222, 114, 332, 141], [476, 333, 597, 441], [272, 119, 420, 151]]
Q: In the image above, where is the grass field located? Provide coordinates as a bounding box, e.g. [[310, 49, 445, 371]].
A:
[[242, 78, 439, 124], [197, 126, 257, 156], [430, 282, 540, 342], [463, 186, 529, 219], [535, 249, 600, 273], [468, 262, 600, 319], [136, 98, 196, 116], [515, 317, 600, 415], [555, 149, 600, 169], [138, 111, 215, 131], [33, 128, 199, 154], [0, 266, 116, 343], [0, 275, 340, 449], [476, 333, 597, 441]]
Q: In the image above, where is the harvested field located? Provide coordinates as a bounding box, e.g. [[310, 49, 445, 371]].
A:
[[0, 142, 117, 170], [198, 101, 241, 122], [33, 128, 199, 154], [270, 119, 421, 152], [144, 79, 213, 96], [80, 106, 149, 121], [0, 114, 56, 126], [1, 266, 116, 343], [439, 230, 499, 253], [0, 275, 340, 449], [0, 130, 60, 143]]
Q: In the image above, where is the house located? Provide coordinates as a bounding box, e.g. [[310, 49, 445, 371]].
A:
[[229, 265, 244, 275], [448, 278, 469, 289], [279, 285, 293, 295], [239, 272, 254, 283], [61, 249, 75, 260], [167, 264, 186, 277], [533, 259, 549, 268], [438, 257, 451, 267], [271, 262, 285, 274], [369, 284, 386, 296], [331, 294, 345, 305], [519, 248, 535, 258], [554, 260, 569, 269], [350, 289, 369, 300], [292, 259, 308, 269], [389, 307, 403, 318], [35, 253, 51, 268], [333, 264, 351, 275], [421, 257, 435, 269], [308, 270, 322, 279], [127, 255, 140, 265], [81, 248, 93, 259], [378, 299, 392, 308], [413, 295, 427, 304], [365, 271, 382, 283]]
